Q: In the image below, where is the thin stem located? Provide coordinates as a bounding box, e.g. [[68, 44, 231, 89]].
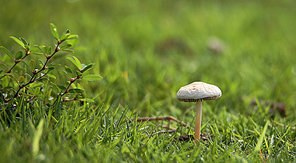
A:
[[195, 100, 202, 142], [6, 62, 17, 74], [151, 130, 176, 137]]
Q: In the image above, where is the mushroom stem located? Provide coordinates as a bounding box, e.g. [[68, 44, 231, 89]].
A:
[[195, 100, 202, 142]]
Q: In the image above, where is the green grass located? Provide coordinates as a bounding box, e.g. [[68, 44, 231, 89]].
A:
[[1, 0, 296, 162]]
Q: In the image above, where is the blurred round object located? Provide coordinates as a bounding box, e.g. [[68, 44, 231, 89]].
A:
[[207, 37, 226, 54]]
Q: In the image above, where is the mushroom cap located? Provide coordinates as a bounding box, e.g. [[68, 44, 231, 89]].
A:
[[177, 82, 222, 102]]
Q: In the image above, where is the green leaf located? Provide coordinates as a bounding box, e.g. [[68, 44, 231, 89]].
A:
[[34, 87, 41, 95], [67, 56, 82, 69], [30, 47, 43, 55], [73, 56, 82, 69], [19, 38, 30, 50], [15, 51, 23, 60], [82, 74, 102, 81], [58, 85, 66, 91], [69, 88, 84, 93], [38, 45, 51, 55], [80, 64, 93, 73], [50, 23, 59, 40], [64, 66, 73, 74], [76, 71, 82, 76], [80, 98, 95, 102], [60, 34, 69, 42], [46, 46, 52, 55], [31, 52, 43, 55], [10, 36, 25, 49], [61, 49, 74, 53], [68, 35, 78, 40], [20, 37, 28, 46], [60, 44, 73, 52], [66, 38, 78, 47], [0, 46, 14, 59], [30, 82, 43, 88], [38, 45, 47, 54], [47, 74, 56, 79], [47, 67, 55, 72], [61, 44, 72, 49], [60, 29, 71, 42]]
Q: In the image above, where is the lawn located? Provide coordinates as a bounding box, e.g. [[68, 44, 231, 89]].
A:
[[0, 0, 296, 162]]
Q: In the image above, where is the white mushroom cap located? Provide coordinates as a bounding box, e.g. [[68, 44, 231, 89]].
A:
[[177, 82, 222, 102]]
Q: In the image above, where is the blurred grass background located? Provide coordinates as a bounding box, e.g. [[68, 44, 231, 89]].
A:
[[1, 0, 296, 124], [1, 0, 296, 161]]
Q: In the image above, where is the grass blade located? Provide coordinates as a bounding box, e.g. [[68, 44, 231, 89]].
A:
[[32, 119, 44, 157], [255, 120, 270, 152]]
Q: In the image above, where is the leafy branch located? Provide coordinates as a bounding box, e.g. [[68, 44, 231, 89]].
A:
[[5, 40, 61, 102], [0, 23, 101, 107], [0, 38, 31, 79]]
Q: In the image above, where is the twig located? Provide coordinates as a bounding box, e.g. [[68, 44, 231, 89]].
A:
[[271, 120, 296, 130], [134, 116, 193, 129], [152, 129, 176, 137], [27, 95, 37, 102]]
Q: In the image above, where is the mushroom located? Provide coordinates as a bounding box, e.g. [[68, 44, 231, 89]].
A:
[[177, 82, 222, 141]]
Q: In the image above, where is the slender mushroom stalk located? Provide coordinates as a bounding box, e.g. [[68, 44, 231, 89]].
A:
[[195, 100, 202, 141], [177, 82, 222, 142]]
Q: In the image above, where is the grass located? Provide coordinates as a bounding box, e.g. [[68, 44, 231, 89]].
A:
[[1, 0, 296, 162]]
